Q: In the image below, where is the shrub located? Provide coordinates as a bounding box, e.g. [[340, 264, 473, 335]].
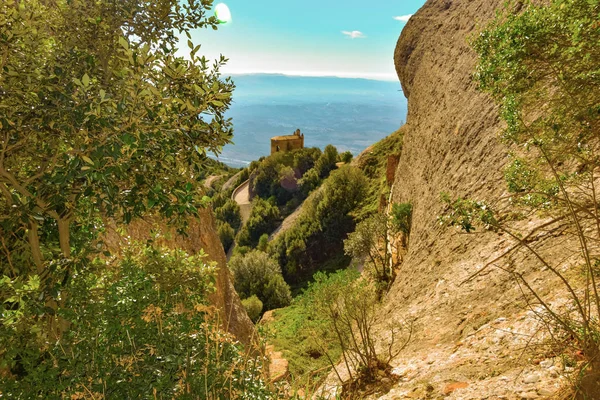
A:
[[217, 221, 235, 252], [339, 151, 353, 164], [215, 199, 242, 231], [229, 251, 291, 311], [0, 244, 275, 398], [237, 198, 280, 248], [391, 202, 413, 246], [293, 147, 322, 174], [242, 295, 263, 323], [250, 155, 285, 200], [298, 167, 321, 197], [315, 144, 339, 178], [344, 213, 402, 288], [211, 192, 228, 210], [304, 270, 411, 391], [257, 233, 270, 252]]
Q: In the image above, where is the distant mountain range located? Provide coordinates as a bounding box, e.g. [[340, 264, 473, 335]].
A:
[[212, 74, 408, 168]]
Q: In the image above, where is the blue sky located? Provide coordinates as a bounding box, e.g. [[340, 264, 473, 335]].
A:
[[184, 0, 426, 81]]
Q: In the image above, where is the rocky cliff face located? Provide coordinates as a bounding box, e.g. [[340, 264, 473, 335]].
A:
[[366, 0, 570, 398], [104, 209, 255, 346]]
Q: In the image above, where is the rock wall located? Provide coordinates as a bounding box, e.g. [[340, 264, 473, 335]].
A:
[[370, 0, 571, 398], [104, 208, 256, 346]]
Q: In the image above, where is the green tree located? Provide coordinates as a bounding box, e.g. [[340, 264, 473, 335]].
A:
[[237, 198, 280, 247], [339, 151, 353, 164], [257, 233, 270, 252], [298, 167, 321, 197], [241, 295, 263, 323], [215, 199, 242, 230], [293, 147, 322, 174], [229, 251, 291, 311], [344, 213, 401, 287], [217, 221, 235, 252], [315, 144, 339, 179], [0, 0, 233, 279]]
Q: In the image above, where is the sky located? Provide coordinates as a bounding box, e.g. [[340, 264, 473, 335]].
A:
[[183, 0, 427, 81]]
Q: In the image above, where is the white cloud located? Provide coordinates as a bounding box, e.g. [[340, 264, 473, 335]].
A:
[[341, 30, 365, 39], [393, 14, 413, 23]]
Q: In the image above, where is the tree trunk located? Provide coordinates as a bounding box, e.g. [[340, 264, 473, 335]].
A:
[[57, 217, 71, 258], [28, 221, 44, 273]]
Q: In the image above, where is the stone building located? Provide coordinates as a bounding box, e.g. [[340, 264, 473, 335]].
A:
[[270, 129, 304, 155]]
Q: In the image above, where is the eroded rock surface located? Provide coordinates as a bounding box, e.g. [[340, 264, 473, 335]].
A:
[[321, 1, 578, 398]]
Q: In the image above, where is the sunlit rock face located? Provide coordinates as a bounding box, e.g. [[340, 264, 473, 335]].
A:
[[319, 0, 577, 397]]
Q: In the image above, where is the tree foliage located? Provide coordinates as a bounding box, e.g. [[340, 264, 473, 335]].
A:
[[315, 144, 339, 179], [0, 244, 274, 398], [0, 0, 234, 278], [344, 213, 401, 287], [217, 221, 235, 252], [241, 295, 264, 323], [236, 198, 280, 248], [270, 166, 368, 282], [229, 251, 292, 311], [215, 199, 242, 231]]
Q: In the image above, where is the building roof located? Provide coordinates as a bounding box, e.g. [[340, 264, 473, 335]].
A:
[[271, 135, 302, 141]]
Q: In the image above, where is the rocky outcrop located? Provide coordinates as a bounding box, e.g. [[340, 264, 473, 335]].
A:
[[359, 0, 573, 398]]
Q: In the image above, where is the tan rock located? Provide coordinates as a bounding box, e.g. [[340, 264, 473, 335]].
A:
[[443, 381, 469, 396]]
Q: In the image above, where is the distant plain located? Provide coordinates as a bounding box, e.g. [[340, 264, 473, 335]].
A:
[[213, 74, 408, 167]]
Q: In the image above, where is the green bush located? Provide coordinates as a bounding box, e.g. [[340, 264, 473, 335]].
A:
[[257, 233, 270, 252], [237, 198, 280, 248], [345, 213, 402, 287], [339, 151, 353, 164], [229, 251, 291, 311], [298, 167, 321, 197], [315, 144, 339, 178], [217, 221, 235, 252], [242, 295, 263, 323], [392, 202, 413, 247], [250, 154, 286, 201], [0, 244, 275, 398], [215, 199, 242, 231], [306, 270, 409, 388], [293, 147, 322, 174]]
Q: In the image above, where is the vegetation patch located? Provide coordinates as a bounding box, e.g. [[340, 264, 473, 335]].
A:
[[354, 129, 404, 219]]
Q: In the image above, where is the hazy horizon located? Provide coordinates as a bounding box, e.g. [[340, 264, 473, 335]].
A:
[[180, 0, 426, 81], [211, 74, 407, 168]]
